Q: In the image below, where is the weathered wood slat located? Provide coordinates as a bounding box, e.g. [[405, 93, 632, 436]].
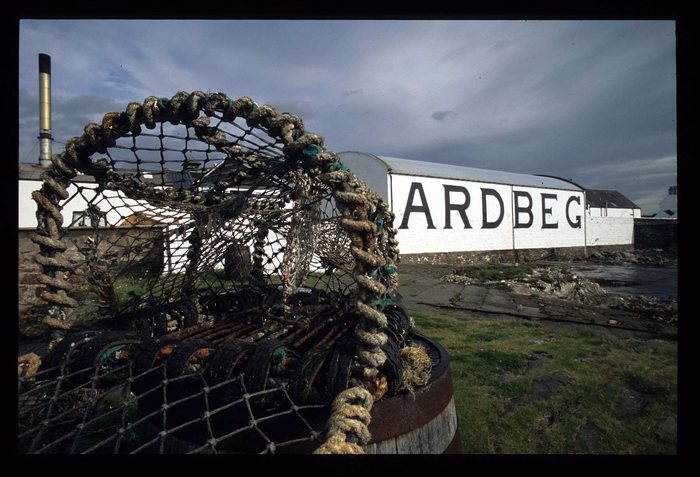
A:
[[364, 396, 458, 454]]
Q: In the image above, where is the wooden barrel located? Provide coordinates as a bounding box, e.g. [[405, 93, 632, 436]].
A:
[[276, 332, 461, 454], [364, 332, 462, 454]]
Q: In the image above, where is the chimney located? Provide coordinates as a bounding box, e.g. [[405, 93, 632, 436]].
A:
[[38, 53, 52, 168]]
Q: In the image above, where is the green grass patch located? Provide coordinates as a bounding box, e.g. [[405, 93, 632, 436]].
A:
[[410, 309, 677, 454], [620, 371, 669, 397], [452, 263, 535, 281]]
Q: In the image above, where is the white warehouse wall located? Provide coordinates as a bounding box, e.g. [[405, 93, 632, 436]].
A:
[[511, 186, 585, 250], [391, 174, 514, 254], [390, 175, 587, 254]]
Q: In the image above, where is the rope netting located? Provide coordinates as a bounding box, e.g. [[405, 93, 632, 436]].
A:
[[19, 91, 430, 454]]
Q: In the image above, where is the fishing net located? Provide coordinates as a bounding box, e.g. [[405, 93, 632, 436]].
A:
[[19, 91, 431, 454]]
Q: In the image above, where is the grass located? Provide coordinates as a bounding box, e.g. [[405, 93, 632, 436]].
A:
[[452, 263, 535, 281], [57, 267, 677, 454], [410, 309, 677, 454], [89, 268, 355, 310]]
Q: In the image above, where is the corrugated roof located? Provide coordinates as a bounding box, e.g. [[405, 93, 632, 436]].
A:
[[585, 189, 640, 209], [340, 152, 583, 191], [18, 162, 198, 189]]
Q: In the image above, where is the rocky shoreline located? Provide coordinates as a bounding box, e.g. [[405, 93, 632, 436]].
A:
[[441, 249, 678, 327]]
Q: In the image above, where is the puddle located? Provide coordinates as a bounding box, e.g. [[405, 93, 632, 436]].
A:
[[565, 264, 677, 299]]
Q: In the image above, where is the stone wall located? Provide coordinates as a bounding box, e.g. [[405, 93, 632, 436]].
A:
[[397, 244, 633, 267], [19, 227, 165, 312], [634, 218, 677, 251]]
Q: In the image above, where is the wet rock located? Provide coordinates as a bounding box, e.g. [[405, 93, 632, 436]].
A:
[[503, 371, 571, 414], [511, 283, 535, 296], [614, 388, 656, 421], [534, 403, 568, 430], [530, 371, 572, 400], [654, 415, 677, 442], [498, 351, 551, 381], [584, 249, 676, 267], [608, 295, 677, 326], [629, 338, 672, 354], [441, 273, 474, 285]]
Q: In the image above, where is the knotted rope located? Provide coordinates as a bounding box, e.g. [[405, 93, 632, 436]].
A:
[[32, 90, 414, 453]]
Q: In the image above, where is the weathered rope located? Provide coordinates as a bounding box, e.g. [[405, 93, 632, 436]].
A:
[[399, 344, 432, 395], [33, 90, 408, 454], [312, 386, 373, 454], [30, 154, 80, 323]]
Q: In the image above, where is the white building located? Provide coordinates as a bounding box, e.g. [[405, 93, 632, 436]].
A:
[[585, 189, 642, 218], [655, 186, 677, 218], [20, 153, 640, 265], [339, 151, 636, 255], [19, 163, 199, 274], [19, 163, 307, 276]]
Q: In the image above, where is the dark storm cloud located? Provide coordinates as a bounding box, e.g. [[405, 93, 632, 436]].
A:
[[19, 20, 676, 214], [431, 110, 455, 122], [18, 87, 125, 163]]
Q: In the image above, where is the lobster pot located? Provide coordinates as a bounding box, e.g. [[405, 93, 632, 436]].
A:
[[364, 333, 461, 454], [22, 90, 458, 455]]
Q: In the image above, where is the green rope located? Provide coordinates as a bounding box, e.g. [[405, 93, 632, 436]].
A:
[[157, 97, 170, 110], [374, 217, 384, 230], [270, 303, 285, 313], [372, 297, 395, 310], [96, 344, 129, 365], [271, 347, 296, 375], [184, 93, 197, 114], [324, 161, 351, 172], [223, 98, 234, 116], [302, 144, 322, 159]]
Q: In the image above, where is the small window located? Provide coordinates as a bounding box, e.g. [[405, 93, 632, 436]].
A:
[[71, 211, 87, 227], [70, 210, 107, 227]]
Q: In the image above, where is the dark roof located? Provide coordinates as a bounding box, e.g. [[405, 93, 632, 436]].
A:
[[18, 162, 199, 190], [585, 189, 640, 209], [18, 162, 99, 182]]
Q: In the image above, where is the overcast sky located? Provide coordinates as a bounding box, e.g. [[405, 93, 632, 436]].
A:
[[18, 20, 676, 215]]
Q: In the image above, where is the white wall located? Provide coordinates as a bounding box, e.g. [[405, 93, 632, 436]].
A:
[[19, 179, 151, 229], [390, 175, 587, 254], [585, 216, 635, 246], [18, 181, 37, 228], [657, 194, 677, 218]]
